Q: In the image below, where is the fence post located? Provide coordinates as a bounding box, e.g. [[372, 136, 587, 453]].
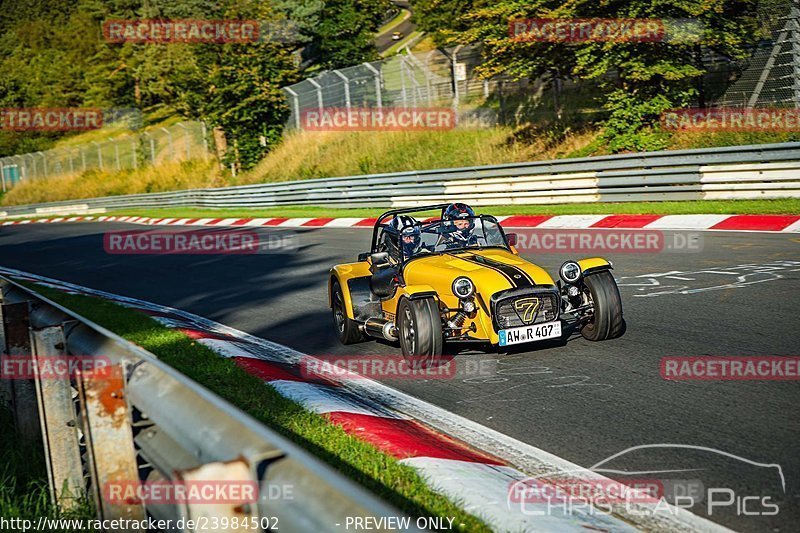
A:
[[161, 127, 174, 161], [1, 301, 41, 442], [333, 70, 351, 110], [142, 132, 155, 165], [451, 45, 463, 126], [78, 362, 145, 524], [201, 122, 210, 159], [92, 142, 103, 171], [31, 324, 84, 511], [308, 78, 324, 115], [68, 149, 74, 174], [0, 160, 5, 193], [37, 151, 48, 179], [112, 138, 121, 171], [363, 62, 383, 108], [28, 153, 37, 179], [284, 88, 301, 129], [399, 56, 409, 107], [176, 122, 191, 160], [131, 138, 137, 170], [81, 148, 87, 172]]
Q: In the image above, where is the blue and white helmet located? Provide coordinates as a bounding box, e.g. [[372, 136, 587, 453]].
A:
[[390, 215, 421, 257], [442, 202, 476, 241]]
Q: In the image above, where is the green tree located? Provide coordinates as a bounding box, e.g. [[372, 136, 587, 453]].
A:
[[409, 0, 478, 46], [448, 0, 761, 151], [309, 0, 391, 70]]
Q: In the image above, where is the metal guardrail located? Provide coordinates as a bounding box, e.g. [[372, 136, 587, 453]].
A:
[[0, 276, 417, 532], [1, 142, 799, 217]]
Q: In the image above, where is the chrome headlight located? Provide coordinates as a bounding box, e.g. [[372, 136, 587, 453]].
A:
[[452, 277, 475, 298], [559, 261, 582, 284]]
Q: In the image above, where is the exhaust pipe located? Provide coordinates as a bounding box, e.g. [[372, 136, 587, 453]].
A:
[[363, 317, 398, 341]]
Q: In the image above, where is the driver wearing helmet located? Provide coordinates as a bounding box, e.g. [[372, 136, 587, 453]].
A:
[[441, 202, 479, 248], [388, 214, 422, 260]]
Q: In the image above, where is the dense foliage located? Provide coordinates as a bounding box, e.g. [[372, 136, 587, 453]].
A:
[[0, 0, 387, 167], [412, 0, 764, 151]]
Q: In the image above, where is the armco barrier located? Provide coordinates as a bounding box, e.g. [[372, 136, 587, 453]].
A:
[[0, 276, 419, 531], [1, 142, 799, 217]]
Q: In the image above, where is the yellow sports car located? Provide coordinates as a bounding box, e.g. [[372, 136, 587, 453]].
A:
[[328, 203, 624, 363]]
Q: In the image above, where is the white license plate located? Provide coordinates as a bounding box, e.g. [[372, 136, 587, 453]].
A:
[[499, 321, 562, 346]]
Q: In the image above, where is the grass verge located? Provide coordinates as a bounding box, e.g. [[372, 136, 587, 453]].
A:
[[2, 123, 796, 208], [106, 199, 800, 221], [0, 404, 94, 532], [21, 283, 491, 532]]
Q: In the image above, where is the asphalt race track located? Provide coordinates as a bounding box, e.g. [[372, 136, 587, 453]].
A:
[[1, 222, 798, 532]]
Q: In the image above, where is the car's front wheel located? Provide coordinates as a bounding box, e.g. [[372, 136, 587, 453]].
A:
[[580, 270, 625, 341], [397, 297, 443, 367], [332, 280, 364, 345]]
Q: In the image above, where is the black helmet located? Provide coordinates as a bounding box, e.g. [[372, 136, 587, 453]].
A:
[[390, 215, 421, 258], [442, 202, 476, 240]]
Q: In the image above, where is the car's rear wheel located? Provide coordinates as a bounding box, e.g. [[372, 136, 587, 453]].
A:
[[332, 280, 364, 345], [580, 270, 625, 341], [397, 297, 443, 367]]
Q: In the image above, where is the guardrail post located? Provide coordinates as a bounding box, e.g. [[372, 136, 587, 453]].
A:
[[31, 324, 84, 510], [2, 301, 41, 441], [77, 362, 145, 524], [178, 459, 256, 529]]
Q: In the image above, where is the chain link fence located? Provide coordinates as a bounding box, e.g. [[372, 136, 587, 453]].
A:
[[0, 121, 209, 192], [283, 45, 547, 130], [284, 2, 799, 129], [717, 2, 800, 107]]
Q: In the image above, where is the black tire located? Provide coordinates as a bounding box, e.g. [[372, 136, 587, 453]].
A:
[[331, 280, 364, 345], [580, 270, 625, 341], [397, 297, 443, 367]]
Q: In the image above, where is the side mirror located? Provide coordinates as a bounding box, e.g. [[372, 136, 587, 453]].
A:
[[506, 233, 518, 247], [358, 252, 369, 262], [370, 252, 390, 268]]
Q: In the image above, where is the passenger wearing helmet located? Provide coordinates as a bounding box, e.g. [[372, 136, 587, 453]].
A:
[[441, 202, 479, 248], [388, 214, 422, 260]]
